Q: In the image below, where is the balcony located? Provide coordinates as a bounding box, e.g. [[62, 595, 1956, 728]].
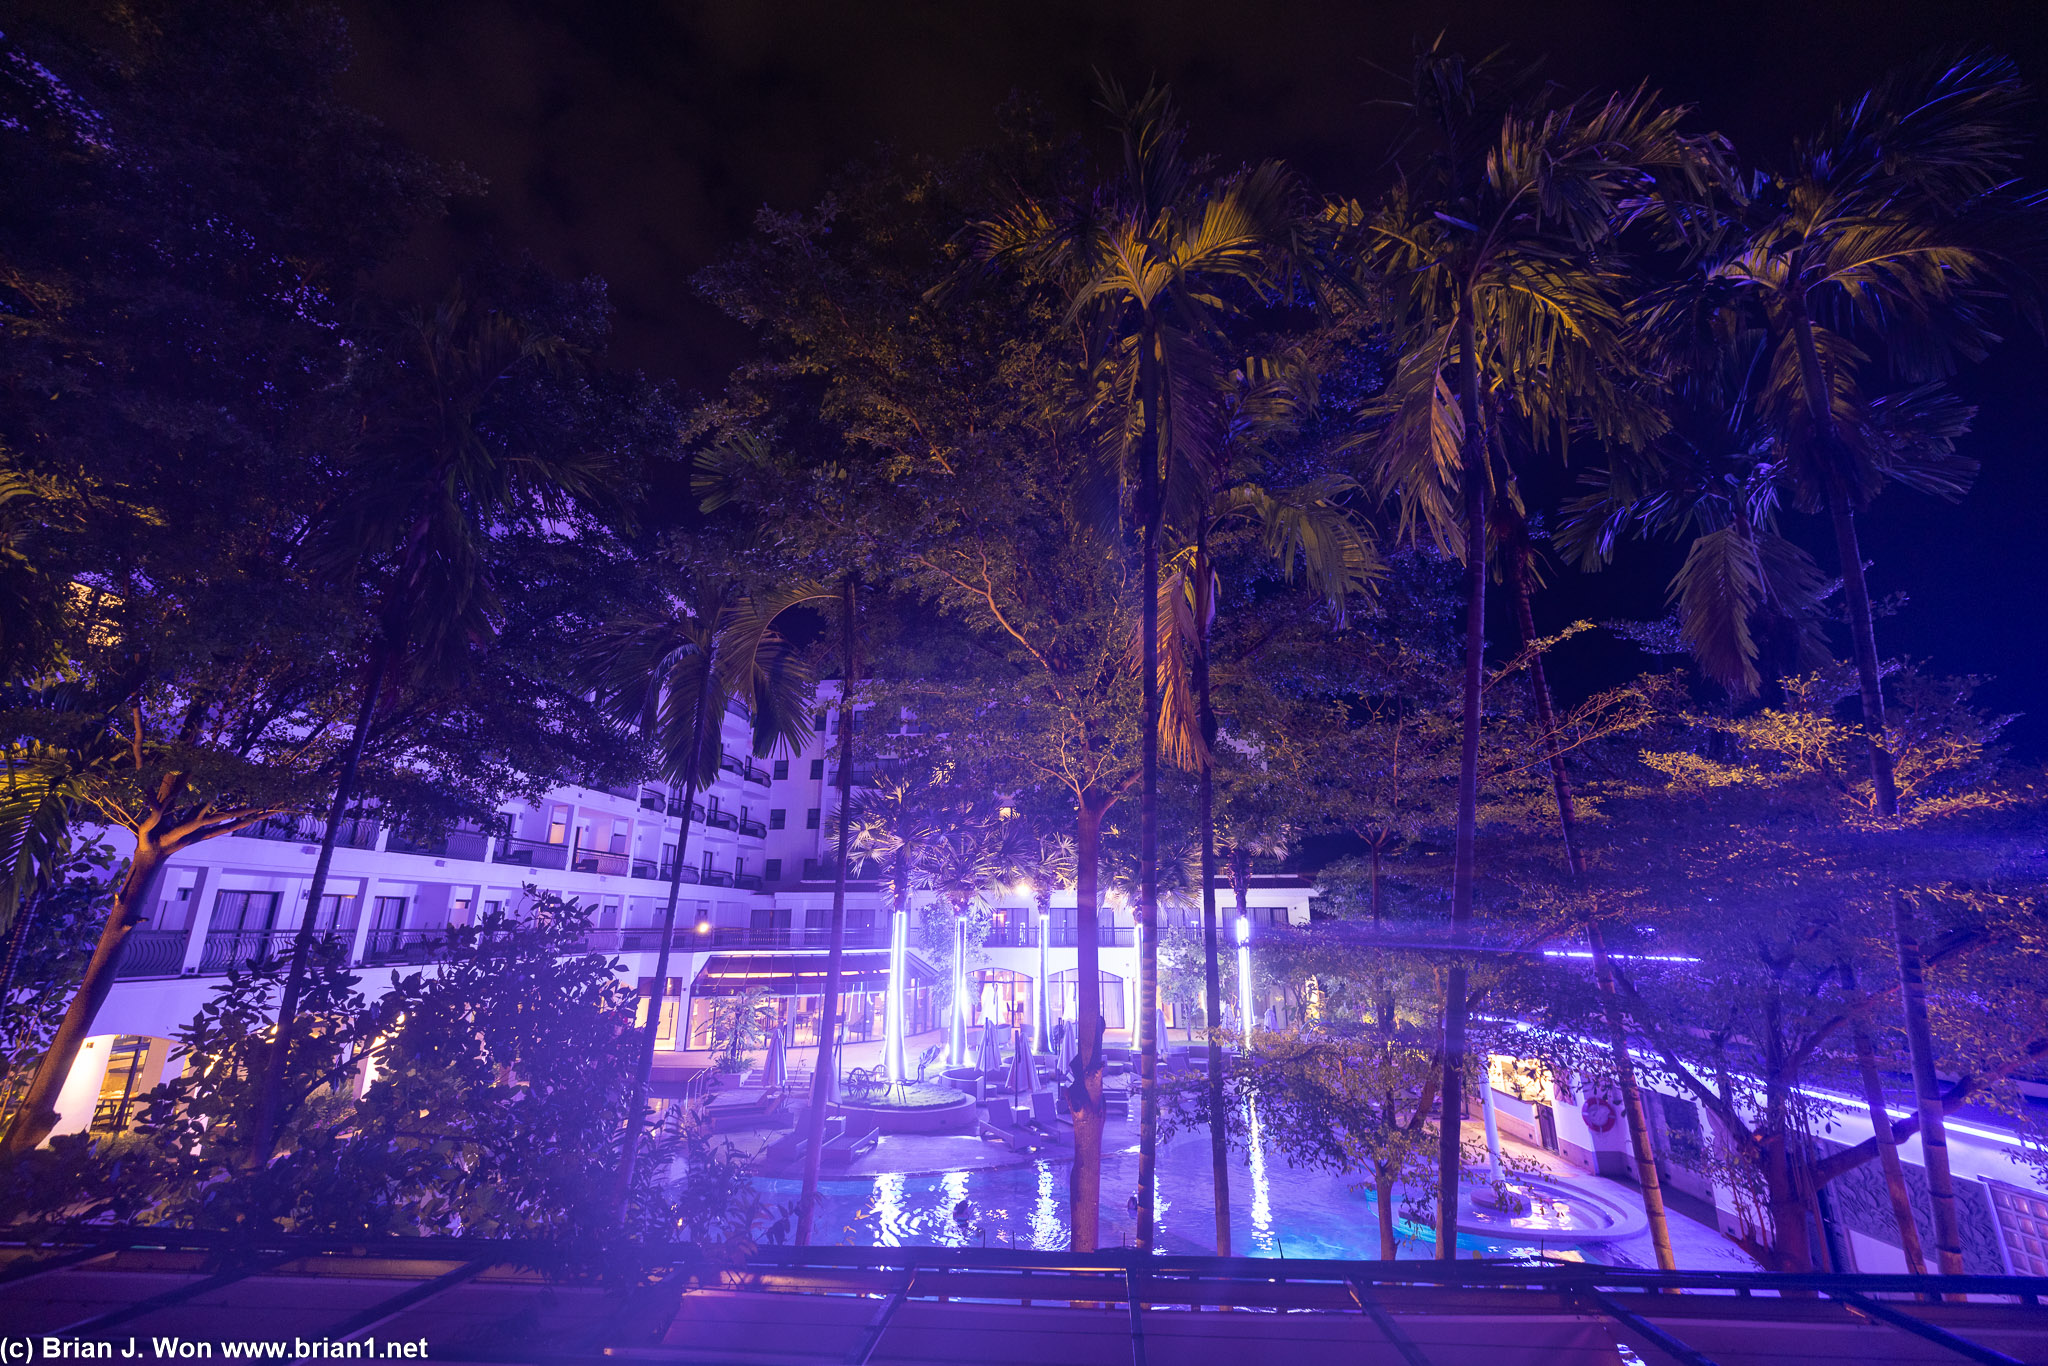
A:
[[744, 763, 771, 787], [362, 928, 442, 965], [638, 792, 668, 814], [385, 828, 490, 861], [240, 814, 381, 850], [718, 755, 745, 777], [705, 809, 738, 831], [700, 868, 733, 887], [980, 923, 1037, 949], [1045, 925, 1134, 948], [114, 929, 190, 979], [737, 817, 766, 838], [490, 834, 569, 871], [197, 928, 337, 974], [734, 872, 764, 890], [604, 924, 893, 953], [567, 846, 631, 877]]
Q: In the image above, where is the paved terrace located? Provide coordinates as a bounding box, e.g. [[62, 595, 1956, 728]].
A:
[[3, 1232, 2045, 1365]]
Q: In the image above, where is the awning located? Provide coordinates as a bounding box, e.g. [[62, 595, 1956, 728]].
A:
[[690, 952, 936, 998]]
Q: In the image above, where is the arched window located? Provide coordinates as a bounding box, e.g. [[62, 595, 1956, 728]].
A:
[[969, 968, 1033, 1031], [1047, 969, 1126, 1030]]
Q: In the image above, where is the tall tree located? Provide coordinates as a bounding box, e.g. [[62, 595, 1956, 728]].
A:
[[253, 275, 635, 1160], [1350, 45, 1708, 1254], [581, 570, 818, 1216], [976, 80, 1321, 1252]]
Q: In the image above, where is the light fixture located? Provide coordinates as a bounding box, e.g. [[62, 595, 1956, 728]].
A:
[[1234, 915, 1250, 946], [1013, 880, 1032, 898]]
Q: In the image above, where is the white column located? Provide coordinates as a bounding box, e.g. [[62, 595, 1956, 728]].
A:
[[949, 913, 968, 1066], [1235, 913, 1254, 1045], [177, 866, 217, 974], [1035, 909, 1050, 1054], [48, 1034, 113, 1140], [884, 907, 908, 1084]]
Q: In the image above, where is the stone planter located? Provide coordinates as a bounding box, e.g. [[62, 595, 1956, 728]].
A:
[[838, 1091, 976, 1134]]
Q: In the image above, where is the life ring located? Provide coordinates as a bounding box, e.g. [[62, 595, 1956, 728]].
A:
[[1582, 1096, 1619, 1133]]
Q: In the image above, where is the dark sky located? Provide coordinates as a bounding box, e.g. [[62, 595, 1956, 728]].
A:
[[336, 0, 2048, 755]]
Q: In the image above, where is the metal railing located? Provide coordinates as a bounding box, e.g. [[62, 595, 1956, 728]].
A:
[[700, 868, 733, 887], [362, 928, 442, 965], [744, 764, 771, 786], [718, 755, 745, 776], [737, 817, 767, 838], [638, 792, 668, 814], [197, 928, 339, 974], [239, 814, 381, 850], [704, 810, 738, 831], [114, 929, 191, 978], [1045, 925, 1134, 947], [734, 872, 764, 890]]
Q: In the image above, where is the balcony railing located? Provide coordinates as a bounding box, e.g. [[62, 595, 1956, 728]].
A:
[[490, 834, 569, 871], [385, 829, 490, 860], [826, 766, 880, 787], [700, 868, 733, 887], [705, 810, 738, 831], [737, 817, 767, 838], [114, 929, 191, 979], [1045, 925, 1134, 948], [744, 764, 771, 787], [240, 814, 381, 850], [362, 928, 442, 965], [638, 793, 668, 814], [734, 872, 764, 890], [197, 928, 341, 974], [979, 923, 1037, 948], [718, 755, 745, 776], [600, 924, 893, 953]]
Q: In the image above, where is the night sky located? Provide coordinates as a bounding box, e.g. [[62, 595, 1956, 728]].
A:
[[337, 0, 2048, 756]]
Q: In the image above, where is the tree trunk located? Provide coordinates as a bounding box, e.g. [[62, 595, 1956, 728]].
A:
[[1375, 1162, 1398, 1261], [1762, 1134, 1817, 1274], [1436, 292, 1485, 1259], [1506, 539, 1676, 1271], [1134, 329, 1165, 1253], [1790, 307, 1958, 1273], [1892, 891, 1964, 1274], [4, 829, 173, 1152], [0, 887, 40, 1041], [1844, 963, 1926, 1275], [1194, 539, 1232, 1256], [253, 646, 389, 1159], [610, 650, 712, 1219], [1068, 797, 1109, 1252], [797, 575, 859, 1246]]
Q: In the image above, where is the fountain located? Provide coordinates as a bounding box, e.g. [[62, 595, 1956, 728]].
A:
[[1447, 1076, 1649, 1244]]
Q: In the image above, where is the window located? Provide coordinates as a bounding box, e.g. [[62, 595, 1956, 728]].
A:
[[310, 893, 348, 932], [772, 758, 789, 780], [609, 819, 629, 854], [213, 890, 280, 934], [371, 896, 409, 934], [546, 806, 570, 845], [813, 709, 827, 729], [809, 759, 825, 780], [805, 808, 821, 830], [769, 809, 786, 830], [765, 859, 782, 881]]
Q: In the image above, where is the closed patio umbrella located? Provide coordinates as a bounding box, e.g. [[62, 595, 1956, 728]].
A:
[[761, 1025, 788, 1091], [976, 1016, 1000, 1075], [1007, 1025, 1033, 1095], [1263, 1004, 1280, 1032]]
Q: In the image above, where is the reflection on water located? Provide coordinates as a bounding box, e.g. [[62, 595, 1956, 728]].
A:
[[1246, 1099, 1277, 1255]]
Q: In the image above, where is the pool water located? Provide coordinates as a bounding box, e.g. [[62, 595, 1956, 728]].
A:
[[759, 1127, 1579, 1261]]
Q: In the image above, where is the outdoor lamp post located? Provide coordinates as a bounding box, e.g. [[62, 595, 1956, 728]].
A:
[[884, 898, 908, 1084], [1235, 912, 1253, 1045], [949, 911, 968, 1066]]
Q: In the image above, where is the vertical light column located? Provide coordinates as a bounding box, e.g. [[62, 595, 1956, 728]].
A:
[[949, 913, 968, 1066], [1035, 909, 1050, 1054], [884, 907, 908, 1084], [1235, 913, 1254, 1045]]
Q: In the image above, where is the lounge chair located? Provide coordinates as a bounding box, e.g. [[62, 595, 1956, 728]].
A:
[[977, 1100, 1037, 1152], [1029, 1092, 1071, 1138], [820, 1121, 879, 1168], [764, 1112, 843, 1165]]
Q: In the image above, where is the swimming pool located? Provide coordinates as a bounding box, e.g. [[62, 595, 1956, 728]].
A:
[[760, 1127, 1586, 1260]]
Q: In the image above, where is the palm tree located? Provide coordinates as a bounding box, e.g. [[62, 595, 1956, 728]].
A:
[[581, 575, 818, 1215], [978, 81, 1320, 1251], [252, 286, 621, 1158], [849, 769, 945, 1083], [1590, 51, 2043, 1273], [1351, 45, 1709, 1257]]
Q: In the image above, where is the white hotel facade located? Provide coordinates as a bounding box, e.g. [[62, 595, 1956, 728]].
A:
[[48, 694, 1313, 1140]]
